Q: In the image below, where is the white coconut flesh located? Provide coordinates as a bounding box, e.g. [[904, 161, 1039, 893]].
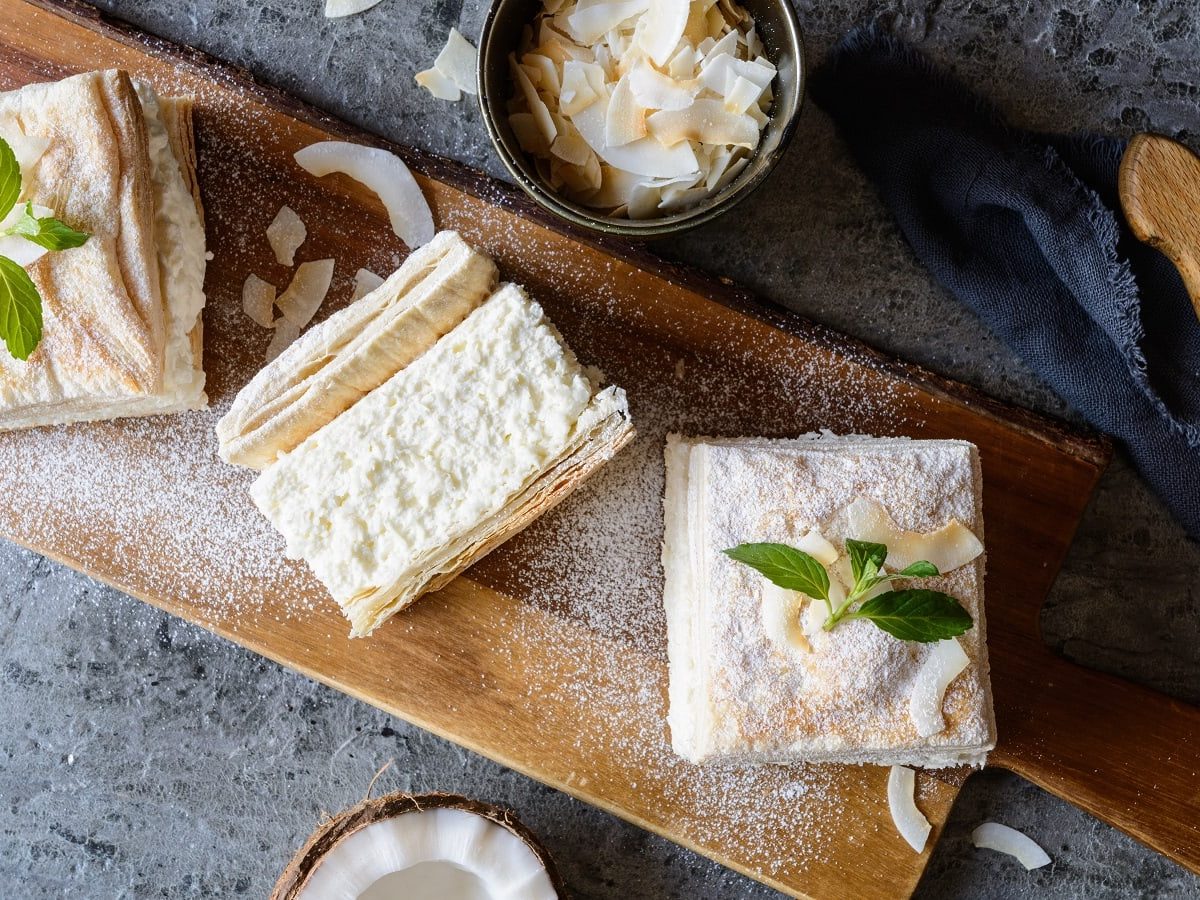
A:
[[295, 808, 558, 900]]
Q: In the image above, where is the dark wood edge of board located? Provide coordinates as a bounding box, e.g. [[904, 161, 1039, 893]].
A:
[[26, 0, 1112, 472]]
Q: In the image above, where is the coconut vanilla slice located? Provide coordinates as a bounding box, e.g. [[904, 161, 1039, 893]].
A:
[[661, 433, 996, 768]]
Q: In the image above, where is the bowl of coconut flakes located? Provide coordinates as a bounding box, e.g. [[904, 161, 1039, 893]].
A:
[[477, 0, 805, 237]]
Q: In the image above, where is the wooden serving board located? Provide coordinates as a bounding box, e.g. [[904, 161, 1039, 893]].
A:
[[2, 2, 1198, 897]]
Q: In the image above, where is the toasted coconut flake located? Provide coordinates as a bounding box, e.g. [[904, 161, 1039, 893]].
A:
[[351, 268, 385, 301], [591, 165, 640, 208], [294, 141, 435, 249], [909, 638, 970, 737], [551, 121, 594, 166], [572, 95, 699, 178], [559, 60, 601, 115], [667, 45, 697, 78], [629, 63, 699, 110], [241, 274, 277, 328], [972, 823, 1052, 870], [509, 112, 551, 155], [637, 0, 689, 66], [435, 28, 478, 95], [265, 318, 301, 362], [276, 259, 335, 330], [724, 74, 763, 114], [699, 52, 774, 95], [510, 54, 559, 145], [566, 0, 651, 44], [266, 205, 307, 267], [416, 67, 462, 102], [324, 0, 383, 17], [604, 73, 646, 146], [647, 99, 759, 149], [888, 766, 931, 853], [705, 29, 738, 63], [797, 529, 838, 566], [842, 497, 984, 573], [525, 53, 561, 94]]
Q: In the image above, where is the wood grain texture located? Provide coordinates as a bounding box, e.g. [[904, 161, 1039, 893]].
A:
[[1120, 133, 1200, 322], [1, 1, 1196, 896]]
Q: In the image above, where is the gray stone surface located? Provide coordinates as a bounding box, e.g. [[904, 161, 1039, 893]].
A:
[[2, 0, 1198, 897]]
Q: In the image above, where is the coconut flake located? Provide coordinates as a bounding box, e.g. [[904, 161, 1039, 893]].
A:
[[294, 141, 434, 249], [415, 67, 462, 102], [350, 268, 385, 302], [510, 54, 559, 145], [559, 60, 601, 115], [571, 94, 698, 178], [324, 0, 383, 18], [241, 274, 277, 328], [265, 318, 301, 363], [636, 0, 689, 66], [647, 99, 759, 149], [266, 205, 307, 267], [566, 0, 650, 44], [629, 63, 699, 111], [434, 28, 478, 95], [276, 259, 335, 330], [605, 73, 646, 147], [888, 766, 931, 853], [842, 497, 984, 573], [971, 823, 1052, 870], [724, 75, 763, 114], [796, 529, 838, 566], [909, 638, 970, 737]]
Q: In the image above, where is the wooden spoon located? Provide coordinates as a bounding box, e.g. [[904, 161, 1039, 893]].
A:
[[1119, 133, 1200, 322]]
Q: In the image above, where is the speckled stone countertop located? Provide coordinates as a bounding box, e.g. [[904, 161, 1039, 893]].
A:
[[2, 1, 1198, 898]]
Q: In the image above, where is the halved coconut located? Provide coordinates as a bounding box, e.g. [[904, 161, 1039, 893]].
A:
[[271, 792, 565, 900]]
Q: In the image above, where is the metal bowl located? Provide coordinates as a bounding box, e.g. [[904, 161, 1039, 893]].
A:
[[477, 0, 805, 238]]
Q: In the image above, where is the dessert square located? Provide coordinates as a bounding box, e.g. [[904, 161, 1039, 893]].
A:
[[662, 433, 996, 768], [251, 282, 632, 637]]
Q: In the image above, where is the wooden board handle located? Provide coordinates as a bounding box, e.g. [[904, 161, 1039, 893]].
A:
[[1119, 133, 1200, 322], [991, 652, 1200, 872]]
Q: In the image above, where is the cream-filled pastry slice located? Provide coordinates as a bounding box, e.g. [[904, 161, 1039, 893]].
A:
[[217, 230, 498, 469], [0, 70, 206, 428], [251, 282, 633, 636], [662, 433, 995, 769]]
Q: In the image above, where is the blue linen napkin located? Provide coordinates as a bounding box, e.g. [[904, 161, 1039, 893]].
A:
[[809, 26, 1200, 540]]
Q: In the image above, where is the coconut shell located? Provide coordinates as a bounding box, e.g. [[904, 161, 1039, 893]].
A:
[[271, 791, 568, 899]]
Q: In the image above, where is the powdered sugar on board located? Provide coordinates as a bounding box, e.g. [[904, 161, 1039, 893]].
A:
[[0, 28, 934, 886]]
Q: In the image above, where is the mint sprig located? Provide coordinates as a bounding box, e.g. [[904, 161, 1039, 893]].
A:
[[5, 202, 90, 251], [725, 537, 973, 643], [0, 135, 90, 360], [0, 257, 43, 360]]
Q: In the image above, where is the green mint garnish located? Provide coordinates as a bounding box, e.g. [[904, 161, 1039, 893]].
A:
[[0, 135, 90, 360], [0, 257, 43, 361], [5, 201, 90, 251], [725, 537, 972, 643]]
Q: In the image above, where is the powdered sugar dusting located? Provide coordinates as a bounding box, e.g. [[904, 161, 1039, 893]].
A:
[[0, 34, 937, 886]]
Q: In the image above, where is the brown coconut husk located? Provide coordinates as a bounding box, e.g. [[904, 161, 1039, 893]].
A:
[[271, 791, 568, 899]]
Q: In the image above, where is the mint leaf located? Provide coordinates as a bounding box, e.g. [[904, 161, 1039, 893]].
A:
[[899, 560, 939, 578], [0, 257, 43, 360], [0, 137, 19, 221], [846, 539, 887, 584], [724, 543, 830, 601], [5, 203, 89, 250], [852, 589, 972, 642]]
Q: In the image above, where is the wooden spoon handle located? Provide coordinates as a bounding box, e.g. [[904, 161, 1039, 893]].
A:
[[990, 651, 1200, 872], [1119, 133, 1200, 322]]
